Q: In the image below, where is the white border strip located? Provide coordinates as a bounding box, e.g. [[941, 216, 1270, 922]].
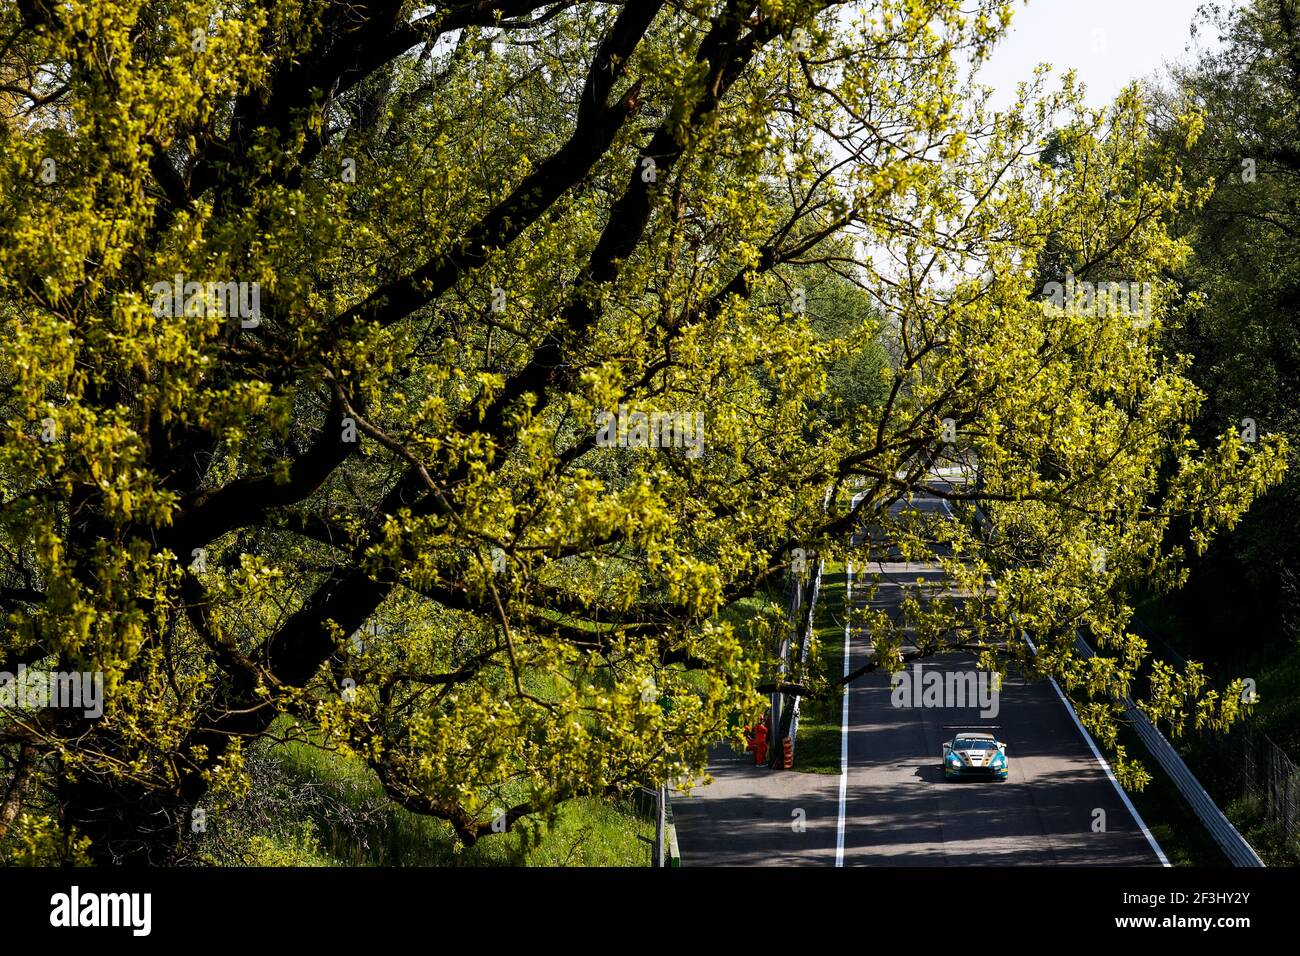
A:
[[1028, 636, 1169, 866], [836, 561, 853, 868]]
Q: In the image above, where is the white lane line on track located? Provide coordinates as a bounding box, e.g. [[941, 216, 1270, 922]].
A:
[[836, 560, 852, 867], [1027, 637, 1170, 866]]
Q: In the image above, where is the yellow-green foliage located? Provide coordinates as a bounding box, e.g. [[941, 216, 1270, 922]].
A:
[[0, 0, 1284, 861]]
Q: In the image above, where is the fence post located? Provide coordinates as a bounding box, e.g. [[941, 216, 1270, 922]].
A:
[[655, 785, 666, 868]]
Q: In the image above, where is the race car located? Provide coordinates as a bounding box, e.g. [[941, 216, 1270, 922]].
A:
[[942, 731, 1008, 781]]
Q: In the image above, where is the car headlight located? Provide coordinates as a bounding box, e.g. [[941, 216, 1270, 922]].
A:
[[947, 754, 962, 765]]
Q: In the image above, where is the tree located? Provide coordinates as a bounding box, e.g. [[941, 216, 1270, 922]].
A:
[[0, 0, 1283, 863], [1145, 0, 1300, 667]]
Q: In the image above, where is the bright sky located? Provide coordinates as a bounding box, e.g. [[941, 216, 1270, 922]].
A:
[[977, 0, 1240, 108]]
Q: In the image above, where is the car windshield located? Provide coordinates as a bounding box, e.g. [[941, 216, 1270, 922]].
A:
[[954, 738, 995, 751]]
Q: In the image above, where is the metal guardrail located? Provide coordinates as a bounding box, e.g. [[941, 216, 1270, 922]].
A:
[[785, 557, 824, 760], [1072, 633, 1264, 867]]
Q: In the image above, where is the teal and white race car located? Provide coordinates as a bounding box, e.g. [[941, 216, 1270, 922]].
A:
[[942, 731, 1008, 781]]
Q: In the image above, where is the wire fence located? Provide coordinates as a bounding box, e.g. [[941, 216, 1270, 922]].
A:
[[1130, 607, 1290, 862], [1197, 720, 1300, 859]]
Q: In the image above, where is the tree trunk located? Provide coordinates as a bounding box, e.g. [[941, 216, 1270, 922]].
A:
[[59, 772, 192, 866]]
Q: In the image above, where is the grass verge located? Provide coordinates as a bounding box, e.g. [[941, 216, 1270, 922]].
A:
[[199, 728, 655, 866], [792, 561, 847, 774]]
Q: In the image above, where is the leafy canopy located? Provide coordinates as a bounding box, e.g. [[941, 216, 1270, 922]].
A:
[[0, 0, 1283, 861]]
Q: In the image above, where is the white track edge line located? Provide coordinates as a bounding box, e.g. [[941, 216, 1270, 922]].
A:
[[1032, 639, 1169, 867], [836, 560, 852, 867]]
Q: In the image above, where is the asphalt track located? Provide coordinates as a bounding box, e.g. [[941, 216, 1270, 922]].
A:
[[671, 492, 1164, 866]]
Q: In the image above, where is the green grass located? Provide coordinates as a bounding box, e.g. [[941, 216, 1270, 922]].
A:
[[792, 561, 847, 774], [200, 729, 655, 867], [1225, 796, 1300, 866], [1248, 649, 1300, 757]]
